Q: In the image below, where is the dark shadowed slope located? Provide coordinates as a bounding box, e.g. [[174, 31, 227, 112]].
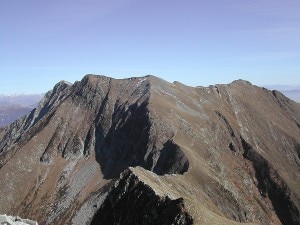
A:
[[0, 75, 299, 225]]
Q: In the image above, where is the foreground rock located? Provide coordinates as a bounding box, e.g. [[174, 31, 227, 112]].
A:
[[0, 214, 38, 225], [91, 167, 193, 225], [0, 75, 299, 225]]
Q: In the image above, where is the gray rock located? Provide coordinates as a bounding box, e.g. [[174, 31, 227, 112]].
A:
[[0, 214, 38, 225]]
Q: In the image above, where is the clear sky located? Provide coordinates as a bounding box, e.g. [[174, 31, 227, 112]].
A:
[[1, 0, 300, 94]]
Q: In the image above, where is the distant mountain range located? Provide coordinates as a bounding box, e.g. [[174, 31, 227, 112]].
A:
[[0, 94, 43, 128], [264, 85, 300, 103]]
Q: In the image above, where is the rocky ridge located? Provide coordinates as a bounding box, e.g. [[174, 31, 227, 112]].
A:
[[0, 75, 299, 225]]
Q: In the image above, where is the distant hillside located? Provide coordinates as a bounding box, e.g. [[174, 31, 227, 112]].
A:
[[0, 94, 43, 127], [264, 85, 300, 103]]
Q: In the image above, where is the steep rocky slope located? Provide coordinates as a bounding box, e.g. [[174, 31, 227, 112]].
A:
[[0, 75, 299, 225]]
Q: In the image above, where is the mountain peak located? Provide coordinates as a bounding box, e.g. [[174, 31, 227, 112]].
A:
[[52, 80, 72, 94], [231, 79, 253, 86], [0, 75, 299, 225]]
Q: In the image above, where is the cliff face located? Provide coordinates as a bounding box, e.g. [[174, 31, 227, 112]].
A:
[[0, 75, 299, 225]]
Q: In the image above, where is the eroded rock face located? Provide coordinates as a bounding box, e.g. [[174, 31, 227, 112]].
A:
[[0, 75, 300, 225]]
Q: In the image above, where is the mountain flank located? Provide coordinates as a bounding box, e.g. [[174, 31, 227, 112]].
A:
[[0, 75, 299, 225]]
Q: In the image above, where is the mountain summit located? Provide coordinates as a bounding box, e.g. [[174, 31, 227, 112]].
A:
[[0, 75, 299, 225]]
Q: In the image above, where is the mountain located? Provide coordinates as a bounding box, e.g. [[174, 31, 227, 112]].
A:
[[0, 94, 43, 128], [264, 85, 300, 103], [0, 75, 299, 225]]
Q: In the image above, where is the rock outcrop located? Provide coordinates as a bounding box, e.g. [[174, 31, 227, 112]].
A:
[[0, 75, 299, 225], [0, 214, 38, 225], [91, 167, 193, 225]]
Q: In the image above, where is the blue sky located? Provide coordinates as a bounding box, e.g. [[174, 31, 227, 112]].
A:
[[1, 0, 300, 94]]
